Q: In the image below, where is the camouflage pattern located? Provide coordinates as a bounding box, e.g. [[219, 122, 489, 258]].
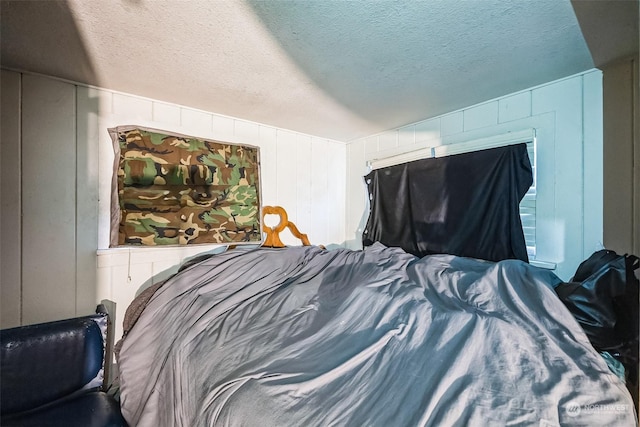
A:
[[113, 127, 261, 245]]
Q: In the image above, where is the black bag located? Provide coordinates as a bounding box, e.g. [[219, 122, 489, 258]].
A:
[[555, 249, 639, 383]]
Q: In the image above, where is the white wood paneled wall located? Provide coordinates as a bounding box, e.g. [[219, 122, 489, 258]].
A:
[[346, 70, 603, 281], [602, 57, 639, 256], [89, 86, 346, 249], [92, 88, 346, 341], [0, 67, 605, 337], [0, 70, 347, 334], [1, 71, 22, 328]]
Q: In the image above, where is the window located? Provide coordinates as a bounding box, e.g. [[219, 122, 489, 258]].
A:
[[520, 140, 536, 259], [368, 129, 537, 260], [109, 126, 262, 247]]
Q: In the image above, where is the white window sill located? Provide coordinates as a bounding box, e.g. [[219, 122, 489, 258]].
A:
[[530, 259, 557, 270], [96, 244, 233, 268]]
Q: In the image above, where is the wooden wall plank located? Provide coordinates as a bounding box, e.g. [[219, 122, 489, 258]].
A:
[[112, 93, 153, 121], [234, 120, 260, 143], [152, 101, 181, 127], [378, 130, 398, 151], [603, 59, 635, 254], [1, 70, 22, 327], [364, 136, 378, 155], [440, 111, 463, 136], [275, 130, 298, 217], [326, 141, 347, 246], [310, 137, 329, 245], [211, 115, 235, 141], [294, 136, 312, 244], [258, 126, 278, 207], [111, 263, 152, 344], [345, 139, 366, 249], [414, 118, 440, 144], [96, 89, 119, 249], [76, 86, 101, 315], [499, 91, 532, 123], [582, 71, 604, 256], [463, 101, 499, 131], [634, 57, 639, 257], [21, 74, 77, 324], [398, 125, 415, 147], [181, 108, 213, 137]]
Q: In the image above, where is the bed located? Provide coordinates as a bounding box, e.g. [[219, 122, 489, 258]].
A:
[[115, 207, 636, 426]]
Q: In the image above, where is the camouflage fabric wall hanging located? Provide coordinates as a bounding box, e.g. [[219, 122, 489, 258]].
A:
[[109, 126, 262, 246]]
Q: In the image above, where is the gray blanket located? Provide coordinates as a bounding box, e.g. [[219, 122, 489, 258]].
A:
[[118, 244, 636, 426]]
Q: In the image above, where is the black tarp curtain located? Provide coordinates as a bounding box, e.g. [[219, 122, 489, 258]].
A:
[[362, 143, 533, 262]]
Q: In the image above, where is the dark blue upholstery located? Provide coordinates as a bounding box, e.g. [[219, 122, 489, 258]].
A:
[[1, 392, 126, 427], [0, 312, 127, 426]]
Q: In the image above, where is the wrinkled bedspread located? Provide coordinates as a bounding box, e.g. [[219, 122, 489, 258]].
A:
[[118, 244, 636, 426]]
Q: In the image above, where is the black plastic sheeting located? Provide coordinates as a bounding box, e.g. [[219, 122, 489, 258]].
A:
[[362, 143, 533, 262], [555, 250, 639, 367], [554, 250, 640, 405]]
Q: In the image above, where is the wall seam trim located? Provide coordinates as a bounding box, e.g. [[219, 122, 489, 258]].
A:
[[18, 71, 24, 325], [580, 75, 586, 260], [74, 84, 79, 315], [0, 67, 346, 145], [633, 56, 638, 255]]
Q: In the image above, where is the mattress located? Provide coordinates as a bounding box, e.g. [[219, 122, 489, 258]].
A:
[[117, 243, 636, 426]]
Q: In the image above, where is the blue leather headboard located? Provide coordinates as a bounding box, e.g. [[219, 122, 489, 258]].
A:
[[0, 314, 107, 415]]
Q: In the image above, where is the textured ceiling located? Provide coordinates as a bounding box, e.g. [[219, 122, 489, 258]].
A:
[[0, 0, 636, 141]]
